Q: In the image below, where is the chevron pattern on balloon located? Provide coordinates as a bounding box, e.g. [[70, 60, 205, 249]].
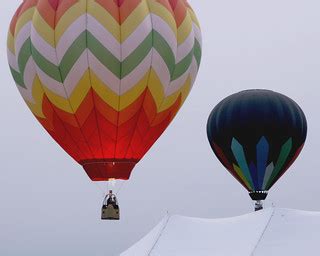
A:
[[8, 0, 202, 178]]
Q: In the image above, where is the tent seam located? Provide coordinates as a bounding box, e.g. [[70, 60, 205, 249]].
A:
[[147, 214, 171, 256], [250, 208, 276, 256]]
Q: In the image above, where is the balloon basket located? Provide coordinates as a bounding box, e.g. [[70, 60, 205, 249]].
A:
[[101, 204, 120, 220], [254, 200, 263, 211]]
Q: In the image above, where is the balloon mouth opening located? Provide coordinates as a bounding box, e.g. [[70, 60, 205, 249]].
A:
[[80, 159, 138, 181], [249, 191, 268, 201]]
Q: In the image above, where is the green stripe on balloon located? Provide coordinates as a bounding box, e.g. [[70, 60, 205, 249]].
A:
[[59, 32, 87, 81], [9, 67, 25, 88], [121, 33, 153, 78], [86, 31, 121, 78], [23, 30, 198, 88], [193, 39, 202, 67], [31, 42, 62, 82], [29, 30, 187, 81], [17, 39, 32, 79], [172, 50, 193, 81], [26, 30, 199, 85], [153, 30, 176, 78], [266, 138, 293, 189], [231, 138, 254, 189]]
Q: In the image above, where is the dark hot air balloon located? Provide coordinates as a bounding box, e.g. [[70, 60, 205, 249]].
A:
[[207, 90, 307, 211]]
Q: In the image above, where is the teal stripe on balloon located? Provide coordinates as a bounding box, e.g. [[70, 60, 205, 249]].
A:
[[256, 137, 269, 190], [266, 138, 293, 189], [231, 138, 254, 189]]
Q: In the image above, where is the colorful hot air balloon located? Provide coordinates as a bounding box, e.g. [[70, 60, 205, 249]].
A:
[[7, 0, 202, 183], [207, 90, 307, 210]]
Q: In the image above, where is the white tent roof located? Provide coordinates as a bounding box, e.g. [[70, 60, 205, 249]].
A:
[[121, 208, 320, 256]]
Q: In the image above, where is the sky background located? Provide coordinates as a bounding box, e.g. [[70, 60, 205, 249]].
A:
[[1, 0, 320, 255]]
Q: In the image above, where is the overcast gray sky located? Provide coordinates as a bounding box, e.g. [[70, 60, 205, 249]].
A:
[[1, 0, 320, 255]]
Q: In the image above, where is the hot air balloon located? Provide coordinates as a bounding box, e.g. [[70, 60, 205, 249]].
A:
[[207, 90, 307, 211], [7, 0, 202, 219]]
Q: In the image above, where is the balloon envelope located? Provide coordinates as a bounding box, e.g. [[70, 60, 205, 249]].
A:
[[8, 0, 202, 181], [207, 90, 307, 197]]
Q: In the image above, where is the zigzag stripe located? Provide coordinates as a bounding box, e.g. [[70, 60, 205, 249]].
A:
[[118, 0, 151, 42], [16, 30, 194, 82], [193, 38, 202, 67], [148, 0, 177, 34], [22, 58, 38, 103], [176, 11, 193, 45], [189, 57, 200, 86], [32, 0, 193, 45], [192, 22, 202, 45], [15, 11, 199, 85], [152, 49, 170, 85], [14, 22, 32, 59], [121, 15, 153, 59], [12, 38, 199, 109], [32, 9, 55, 47], [8, 0, 202, 168], [88, 1, 121, 42], [26, 75, 45, 118], [17, 38, 33, 83], [9, 66, 24, 88], [14, 6, 35, 40], [87, 14, 122, 60], [176, 30, 194, 62], [51, 1, 86, 45], [89, 50, 153, 95], [12, 37, 199, 110], [31, 21, 58, 65], [28, 13, 183, 65], [30, 13, 170, 64]]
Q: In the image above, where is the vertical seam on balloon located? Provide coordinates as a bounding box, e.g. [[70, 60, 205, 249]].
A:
[[12, 1, 24, 54], [113, 0, 123, 160], [184, 4, 201, 93], [134, 0, 193, 156], [12, 1, 26, 84], [85, 0, 105, 161], [176, 6, 197, 105], [123, 0, 155, 160], [151, 1, 195, 139], [27, 2, 85, 160], [51, 1, 95, 159], [84, 0, 106, 180]]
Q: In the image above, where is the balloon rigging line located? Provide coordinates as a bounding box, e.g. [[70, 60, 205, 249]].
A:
[[93, 182, 106, 198], [115, 180, 125, 196]]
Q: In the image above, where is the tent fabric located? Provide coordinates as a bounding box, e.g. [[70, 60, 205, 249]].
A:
[[121, 208, 320, 256]]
